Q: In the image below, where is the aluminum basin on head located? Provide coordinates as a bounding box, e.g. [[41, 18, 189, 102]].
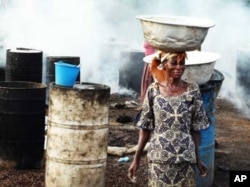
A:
[[143, 51, 221, 85], [136, 15, 215, 52]]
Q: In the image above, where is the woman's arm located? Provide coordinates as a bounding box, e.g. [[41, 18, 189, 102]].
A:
[[128, 129, 151, 179], [128, 84, 154, 181], [191, 130, 208, 177]]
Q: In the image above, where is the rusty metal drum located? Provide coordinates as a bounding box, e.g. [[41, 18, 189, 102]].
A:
[[45, 82, 110, 187]]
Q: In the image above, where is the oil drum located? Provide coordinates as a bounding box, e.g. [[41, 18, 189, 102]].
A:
[[0, 81, 46, 169], [119, 49, 145, 94], [45, 82, 110, 187], [5, 48, 43, 83]]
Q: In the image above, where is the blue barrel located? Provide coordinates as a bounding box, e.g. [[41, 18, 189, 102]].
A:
[[196, 82, 216, 187], [195, 69, 224, 187]]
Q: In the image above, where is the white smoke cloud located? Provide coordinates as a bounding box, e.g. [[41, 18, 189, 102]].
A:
[[1, 0, 250, 105]]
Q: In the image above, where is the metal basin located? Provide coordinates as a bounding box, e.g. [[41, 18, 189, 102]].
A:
[[136, 15, 215, 52], [143, 51, 221, 85]]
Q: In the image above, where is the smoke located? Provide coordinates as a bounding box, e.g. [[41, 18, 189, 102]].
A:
[[1, 0, 250, 107]]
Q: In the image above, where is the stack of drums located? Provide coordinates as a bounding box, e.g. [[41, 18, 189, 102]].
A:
[[45, 82, 110, 187]]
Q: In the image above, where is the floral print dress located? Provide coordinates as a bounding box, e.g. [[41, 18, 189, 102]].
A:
[[137, 82, 210, 187]]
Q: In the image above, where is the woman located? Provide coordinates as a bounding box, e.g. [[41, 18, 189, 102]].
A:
[[128, 50, 209, 187]]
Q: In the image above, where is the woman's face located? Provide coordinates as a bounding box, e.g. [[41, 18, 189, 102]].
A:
[[165, 57, 185, 79]]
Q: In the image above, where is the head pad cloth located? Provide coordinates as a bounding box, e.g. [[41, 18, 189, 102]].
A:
[[150, 51, 187, 82]]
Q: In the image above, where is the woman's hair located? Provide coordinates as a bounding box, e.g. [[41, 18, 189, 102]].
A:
[[150, 50, 187, 82]]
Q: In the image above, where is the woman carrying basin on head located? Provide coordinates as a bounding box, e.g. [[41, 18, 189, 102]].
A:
[[128, 50, 210, 187]]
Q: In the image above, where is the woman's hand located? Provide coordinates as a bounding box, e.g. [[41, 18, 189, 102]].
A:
[[196, 160, 208, 177], [128, 129, 151, 183], [191, 130, 208, 177], [128, 159, 139, 183]]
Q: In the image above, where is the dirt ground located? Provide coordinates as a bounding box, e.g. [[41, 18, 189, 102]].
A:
[[0, 93, 249, 187]]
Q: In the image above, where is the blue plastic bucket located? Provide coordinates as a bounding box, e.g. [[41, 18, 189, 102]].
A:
[[55, 61, 80, 87]]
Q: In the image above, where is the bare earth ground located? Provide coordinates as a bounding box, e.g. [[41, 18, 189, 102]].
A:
[[0, 94, 249, 187]]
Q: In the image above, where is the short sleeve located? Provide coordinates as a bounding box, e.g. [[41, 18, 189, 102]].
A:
[[191, 84, 210, 131], [136, 85, 155, 131]]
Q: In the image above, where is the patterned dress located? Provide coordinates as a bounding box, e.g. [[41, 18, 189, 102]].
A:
[[137, 82, 210, 187]]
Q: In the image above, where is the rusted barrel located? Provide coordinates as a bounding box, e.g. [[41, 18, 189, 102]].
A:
[[0, 81, 46, 169], [5, 48, 43, 83], [45, 56, 80, 104], [45, 82, 110, 187]]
